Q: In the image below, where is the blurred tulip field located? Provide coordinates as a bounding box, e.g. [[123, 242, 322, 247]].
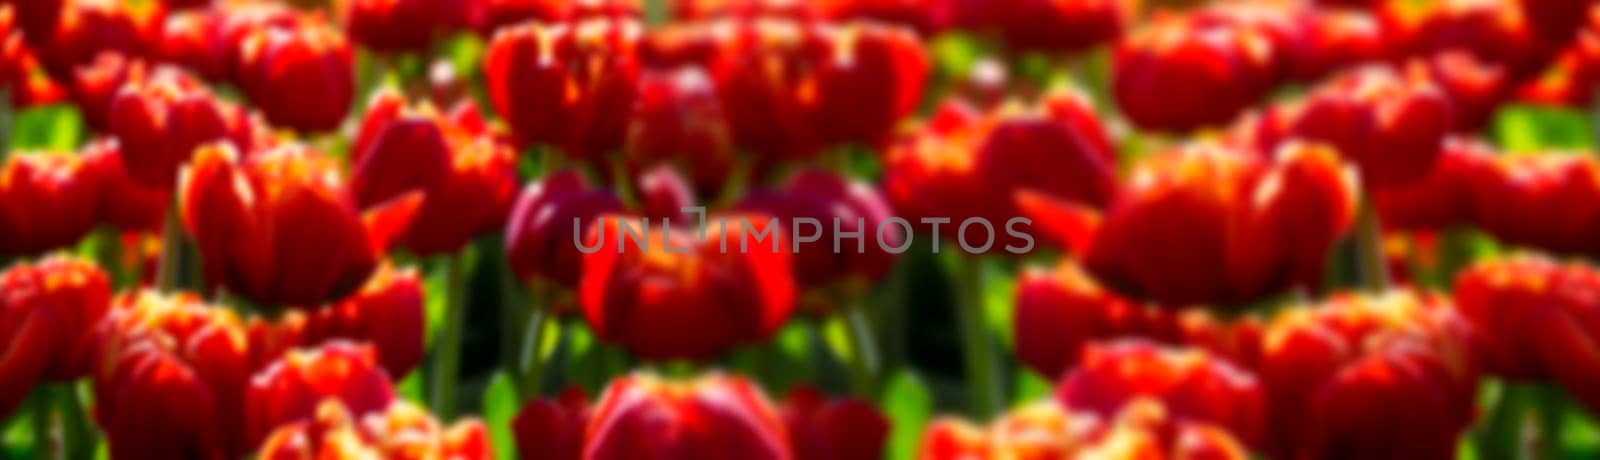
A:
[[16, 0, 1600, 458]]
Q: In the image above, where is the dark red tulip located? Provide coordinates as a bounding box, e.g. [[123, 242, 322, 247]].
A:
[[0, 256, 110, 417], [92, 290, 252, 459], [583, 373, 790, 460], [484, 18, 641, 159], [0, 153, 99, 258], [708, 17, 822, 161], [476, 0, 640, 34], [805, 20, 928, 150], [216, 3, 303, 78], [1112, 15, 1277, 132], [70, 51, 143, 132], [1468, 153, 1600, 257], [814, 0, 946, 35], [886, 91, 1117, 229], [156, 10, 230, 80], [1453, 254, 1600, 413], [110, 66, 253, 189], [1027, 142, 1356, 307], [1388, 0, 1551, 79], [244, 340, 397, 451], [782, 386, 889, 460], [1292, 9, 1387, 82], [1287, 66, 1453, 190], [258, 399, 492, 459], [179, 142, 422, 306], [235, 21, 355, 132], [579, 213, 797, 360], [1259, 291, 1477, 460], [1407, 51, 1509, 133], [504, 169, 625, 289], [633, 164, 696, 222], [249, 264, 425, 379], [352, 90, 518, 255], [986, 0, 1133, 54], [1013, 259, 1264, 380], [1056, 340, 1267, 449], [1517, 0, 1597, 44], [32, 0, 156, 82], [625, 67, 735, 197], [344, 0, 450, 53], [512, 388, 590, 460], [738, 169, 901, 292], [81, 138, 170, 232], [1373, 137, 1494, 231], [671, 0, 812, 21], [918, 399, 1252, 460]]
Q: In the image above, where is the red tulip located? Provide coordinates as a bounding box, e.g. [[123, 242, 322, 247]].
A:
[[1112, 15, 1277, 132], [1518, 0, 1596, 44], [1013, 260, 1263, 380], [1407, 51, 1509, 133], [344, 0, 450, 53], [352, 90, 518, 255], [32, 0, 156, 82], [258, 399, 492, 460], [1027, 142, 1356, 306], [1468, 153, 1600, 257], [513, 387, 591, 460], [814, 0, 946, 35], [216, 3, 303, 78], [235, 21, 355, 132], [1056, 340, 1267, 449], [179, 142, 422, 306], [671, 0, 812, 21], [625, 66, 735, 197], [886, 91, 1117, 229], [0, 152, 99, 258], [633, 164, 696, 222], [584, 373, 790, 459], [110, 66, 254, 189], [476, 0, 640, 34], [1287, 66, 1453, 190], [737, 169, 900, 292], [484, 18, 641, 159], [782, 386, 889, 460], [1259, 291, 1477, 460], [504, 169, 625, 289], [918, 399, 1252, 460], [1292, 9, 1387, 82], [249, 264, 425, 379], [244, 340, 397, 451], [1388, 0, 1551, 79], [986, 0, 1133, 54], [81, 138, 170, 232], [804, 20, 928, 150], [92, 290, 252, 459], [708, 17, 823, 161], [1372, 137, 1494, 231], [0, 255, 110, 417], [69, 51, 142, 132], [579, 213, 797, 360], [156, 10, 229, 80]]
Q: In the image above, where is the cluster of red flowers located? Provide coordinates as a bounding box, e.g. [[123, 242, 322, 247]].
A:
[[6, 0, 1600, 458]]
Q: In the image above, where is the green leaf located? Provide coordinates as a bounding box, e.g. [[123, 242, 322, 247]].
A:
[[823, 315, 853, 364], [930, 33, 985, 81], [483, 372, 521, 460], [881, 369, 933, 460], [1013, 369, 1052, 406], [11, 104, 85, 152], [398, 369, 426, 407], [1491, 104, 1593, 153], [983, 262, 1017, 349]]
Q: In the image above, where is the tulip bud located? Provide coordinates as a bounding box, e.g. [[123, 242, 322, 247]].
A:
[[80, 138, 169, 232], [708, 17, 823, 161], [0, 256, 110, 417], [782, 386, 890, 460], [1373, 137, 1494, 231], [512, 387, 590, 460], [250, 264, 425, 379], [738, 169, 900, 294], [236, 22, 355, 132], [1390, 0, 1550, 79], [70, 51, 144, 132], [258, 399, 491, 459], [1112, 16, 1277, 132], [110, 66, 251, 189], [1407, 51, 1509, 133], [1259, 291, 1477, 459], [584, 373, 791, 459], [1055, 340, 1267, 448], [484, 18, 641, 159], [1287, 66, 1453, 190], [179, 143, 422, 306], [245, 340, 397, 451], [1468, 153, 1600, 256], [344, 0, 449, 53], [634, 164, 696, 221], [987, 0, 1133, 54], [93, 290, 252, 459], [504, 169, 625, 289], [1227, 142, 1359, 298], [156, 10, 229, 81], [625, 67, 736, 197], [0, 153, 99, 258], [34, 0, 155, 83], [579, 213, 797, 360], [1292, 10, 1386, 82], [352, 90, 518, 255], [804, 21, 928, 150]]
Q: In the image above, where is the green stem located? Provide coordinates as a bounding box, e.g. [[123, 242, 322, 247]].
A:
[[50, 385, 90, 460], [1354, 197, 1389, 293], [430, 252, 471, 419], [516, 290, 553, 400], [1532, 384, 1568, 460], [951, 255, 1003, 419], [842, 302, 881, 398], [31, 390, 51, 460], [154, 206, 183, 293]]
